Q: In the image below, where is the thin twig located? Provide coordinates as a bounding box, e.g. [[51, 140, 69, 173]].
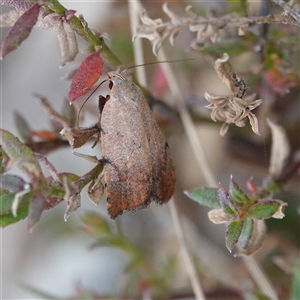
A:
[[169, 199, 206, 300], [128, 1, 147, 87], [238, 245, 279, 300]]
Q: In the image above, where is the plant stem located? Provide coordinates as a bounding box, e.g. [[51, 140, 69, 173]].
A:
[[169, 199, 206, 300], [47, 0, 121, 67], [239, 252, 279, 300]]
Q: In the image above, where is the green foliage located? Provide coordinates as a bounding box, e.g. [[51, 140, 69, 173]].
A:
[[0, 192, 30, 227], [239, 218, 254, 249], [229, 177, 250, 204], [184, 187, 220, 208], [0, 129, 87, 228], [247, 200, 281, 219], [218, 183, 238, 216], [185, 176, 288, 254], [226, 219, 244, 252]]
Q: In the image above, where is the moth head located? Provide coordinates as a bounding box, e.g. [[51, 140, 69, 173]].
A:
[[108, 72, 126, 89]]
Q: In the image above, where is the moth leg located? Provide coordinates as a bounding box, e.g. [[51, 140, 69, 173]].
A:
[[98, 95, 110, 114], [91, 122, 102, 148], [101, 156, 118, 170]]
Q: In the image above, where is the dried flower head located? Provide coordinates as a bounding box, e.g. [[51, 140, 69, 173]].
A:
[[134, 3, 185, 55], [205, 53, 262, 136]]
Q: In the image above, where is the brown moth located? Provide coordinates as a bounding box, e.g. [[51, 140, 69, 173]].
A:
[[99, 72, 176, 219]]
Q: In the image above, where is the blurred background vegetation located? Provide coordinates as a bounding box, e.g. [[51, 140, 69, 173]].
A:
[[1, 1, 299, 299]]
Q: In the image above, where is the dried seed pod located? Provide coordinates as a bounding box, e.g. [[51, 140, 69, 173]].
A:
[[100, 72, 176, 219], [214, 53, 249, 98]]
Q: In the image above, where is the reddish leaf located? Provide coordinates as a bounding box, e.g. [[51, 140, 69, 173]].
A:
[[0, 4, 41, 58], [151, 65, 168, 97], [246, 178, 258, 193], [29, 130, 58, 141], [68, 52, 103, 102]]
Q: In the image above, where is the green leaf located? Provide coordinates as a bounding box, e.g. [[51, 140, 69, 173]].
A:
[[226, 219, 244, 252], [0, 192, 32, 227], [229, 175, 251, 204], [0, 129, 44, 181], [184, 187, 220, 208], [247, 200, 281, 219], [218, 183, 238, 215], [239, 218, 254, 249]]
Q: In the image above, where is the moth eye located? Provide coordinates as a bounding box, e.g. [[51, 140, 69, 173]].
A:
[[109, 81, 113, 90]]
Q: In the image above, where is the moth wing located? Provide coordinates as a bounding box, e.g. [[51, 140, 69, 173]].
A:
[[142, 102, 176, 203], [101, 89, 152, 219], [129, 82, 176, 203]]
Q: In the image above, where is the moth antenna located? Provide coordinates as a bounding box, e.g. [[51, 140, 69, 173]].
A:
[[121, 59, 194, 74], [76, 79, 107, 127]]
